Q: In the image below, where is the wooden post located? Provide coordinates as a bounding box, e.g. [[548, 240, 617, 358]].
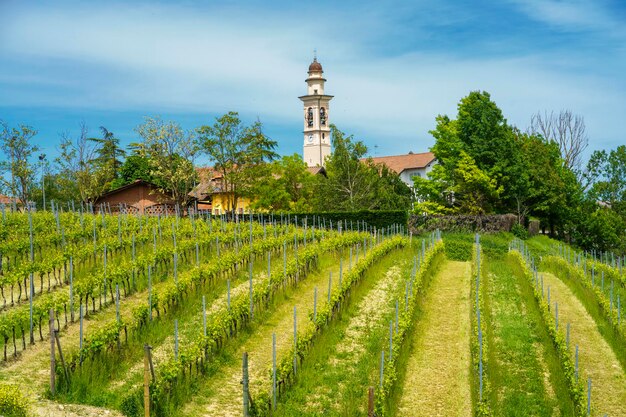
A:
[[144, 345, 150, 417], [54, 331, 69, 384], [49, 308, 55, 396], [368, 387, 375, 417]]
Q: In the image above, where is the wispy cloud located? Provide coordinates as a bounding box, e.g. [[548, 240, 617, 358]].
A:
[[0, 1, 624, 157]]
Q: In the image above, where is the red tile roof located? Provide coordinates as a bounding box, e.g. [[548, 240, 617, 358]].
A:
[[0, 194, 18, 205], [364, 152, 436, 174]]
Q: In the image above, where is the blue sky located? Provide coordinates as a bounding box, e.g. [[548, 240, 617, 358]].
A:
[[1, 0, 624, 166]]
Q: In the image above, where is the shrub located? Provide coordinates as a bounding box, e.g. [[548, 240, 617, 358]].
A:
[[443, 234, 473, 261], [0, 384, 29, 417], [511, 223, 529, 240]]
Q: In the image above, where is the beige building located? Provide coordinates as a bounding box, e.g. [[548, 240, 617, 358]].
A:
[[366, 152, 437, 187], [300, 57, 333, 167]]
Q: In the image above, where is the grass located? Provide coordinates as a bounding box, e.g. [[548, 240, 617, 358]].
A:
[[174, 249, 354, 417], [272, 246, 416, 416], [483, 254, 574, 416], [541, 272, 626, 416], [394, 259, 472, 416]]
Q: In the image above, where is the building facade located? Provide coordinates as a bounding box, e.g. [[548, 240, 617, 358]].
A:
[[299, 57, 333, 167]]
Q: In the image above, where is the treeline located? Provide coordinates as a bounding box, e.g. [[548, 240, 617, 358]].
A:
[[414, 91, 625, 254], [0, 114, 412, 214]]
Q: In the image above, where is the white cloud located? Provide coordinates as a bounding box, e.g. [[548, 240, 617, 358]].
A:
[[0, 1, 624, 157]]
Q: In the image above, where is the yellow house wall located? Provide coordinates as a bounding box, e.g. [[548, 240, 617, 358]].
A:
[[211, 192, 252, 215]]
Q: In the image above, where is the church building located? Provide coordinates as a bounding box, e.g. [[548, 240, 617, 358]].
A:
[[299, 57, 333, 168], [299, 57, 436, 187]]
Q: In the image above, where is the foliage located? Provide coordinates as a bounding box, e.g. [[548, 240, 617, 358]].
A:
[[510, 223, 528, 240], [510, 248, 587, 416], [135, 116, 199, 206], [56, 123, 106, 204], [110, 154, 160, 190], [196, 112, 278, 216], [585, 145, 626, 216], [0, 384, 29, 417], [442, 233, 473, 261], [373, 237, 443, 416], [88, 126, 126, 188], [313, 125, 412, 211], [248, 154, 315, 212], [254, 210, 409, 230], [0, 121, 39, 207]]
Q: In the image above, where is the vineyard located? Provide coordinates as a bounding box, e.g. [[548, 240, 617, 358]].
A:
[[0, 211, 625, 416]]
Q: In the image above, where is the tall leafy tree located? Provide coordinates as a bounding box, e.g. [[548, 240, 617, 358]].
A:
[[248, 154, 316, 212], [585, 145, 626, 216], [56, 123, 105, 204], [0, 121, 40, 208], [135, 116, 199, 207], [196, 112, 278, 216], [89, 127, 125, 180], [314, 125, 376, 211]]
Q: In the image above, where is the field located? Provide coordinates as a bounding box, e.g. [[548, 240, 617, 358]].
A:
[[0, 211, 625, 417]]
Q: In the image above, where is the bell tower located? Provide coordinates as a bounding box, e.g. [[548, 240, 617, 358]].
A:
[[299, 56, 333, 167]]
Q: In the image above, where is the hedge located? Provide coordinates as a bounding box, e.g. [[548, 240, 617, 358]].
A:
[[410, 214, 518, 234], [246, 210, 408, 230]]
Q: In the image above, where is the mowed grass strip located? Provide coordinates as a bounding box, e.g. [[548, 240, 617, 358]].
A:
[[175, 250, 351, 417], [394, 260, 471, 416], [542, 272, 626, 416], [273, 247, 413, 416], [485, 257, 569, 416]]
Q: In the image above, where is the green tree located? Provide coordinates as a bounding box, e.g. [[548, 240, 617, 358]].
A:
[[56, 123, 106, 204], [110, 154, 158, 189], [196, 112, 278, 216], [585, 145, 626, 216], [88, 127, 125, 185], [248, 154, 315, 212], [135, 117, 199, 207], [0, 121, 40, 208], [313, 125, 376, 211]]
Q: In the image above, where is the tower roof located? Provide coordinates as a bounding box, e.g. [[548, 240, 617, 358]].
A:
[[308, 57, 323, 73]]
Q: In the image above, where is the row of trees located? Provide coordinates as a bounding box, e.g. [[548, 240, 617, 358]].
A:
[[0, 114, 413, 214], [414, 91, 625, 254]]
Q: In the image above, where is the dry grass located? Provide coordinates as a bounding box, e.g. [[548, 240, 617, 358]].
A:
[[177, 253, 348, 417], [395, 260, 472, 417], [542, 272, 626, 417], [303, 263, 404, 414]]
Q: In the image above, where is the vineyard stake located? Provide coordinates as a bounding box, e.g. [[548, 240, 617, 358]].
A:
[[389, 320, 393, 360], [174, 319, 179, 361], [587, 378, 591, 415], [116, 284, 120, 323], [202, 296, 207, 337], [29, 209, 34, 344], [249, 260, 254, 320], [349, 247, 352, 270], [314, 287, 317, 322], [395, 300, 399, 334], [379, 350, 384, 388], [272, 333, 276, 411], [148, 266, 152, 321], [144, 345, 150, 417], [328, 272, 332, 303], [50, 308, 55, 396], [243, 352, 250, 417], [69, 256, 74, 322], [555, 302, 558, 331], [368, 387, 375, 417], [575, 345, 579, 381], [228, 279, 231, 311], [293, 306, 297, 376]]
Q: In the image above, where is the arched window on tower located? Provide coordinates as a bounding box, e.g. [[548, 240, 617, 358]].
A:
[[320, 107, 327, 126], [307, 107, 314, 127]]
